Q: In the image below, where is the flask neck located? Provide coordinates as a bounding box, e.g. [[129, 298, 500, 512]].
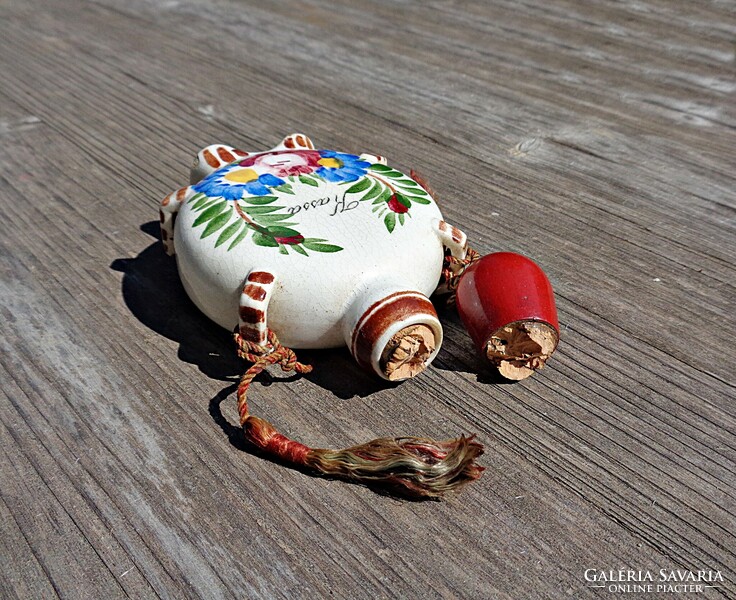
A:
[[343, 282, 442, 381]]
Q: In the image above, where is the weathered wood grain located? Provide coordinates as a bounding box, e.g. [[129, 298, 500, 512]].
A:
[[1, 0, 734, 598]]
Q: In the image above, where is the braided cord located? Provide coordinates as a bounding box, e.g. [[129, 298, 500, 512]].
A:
[[441, 247, 480, 300], [409, 167, 480, 300], [233, 329, 314, 465], [234, 329, 312, 426]]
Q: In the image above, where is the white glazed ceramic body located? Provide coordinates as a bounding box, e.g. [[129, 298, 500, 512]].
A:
[[159, 135, 467, 379]]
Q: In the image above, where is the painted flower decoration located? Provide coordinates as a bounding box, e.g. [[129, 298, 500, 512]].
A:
[[315, 150, 370, 183], [184, 143, 433, 255], [193, 164, 285, 200], [238, 150, 322, 178]]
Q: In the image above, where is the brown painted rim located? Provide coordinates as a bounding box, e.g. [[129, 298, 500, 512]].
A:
[[350, 291, 442, 379]]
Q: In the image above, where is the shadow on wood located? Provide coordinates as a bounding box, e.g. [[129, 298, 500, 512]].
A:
[[205, 382, 435, 502], [109, 222, 432, 498], [109, 221, 391, 400], [110, 222, 242, 381]]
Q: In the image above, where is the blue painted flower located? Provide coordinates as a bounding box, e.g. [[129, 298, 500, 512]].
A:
[[315, 150, 371, 183], [193, 164, 284, 200]]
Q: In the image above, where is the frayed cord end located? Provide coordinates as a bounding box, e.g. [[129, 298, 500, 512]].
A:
[[306, 434, 484, 500]]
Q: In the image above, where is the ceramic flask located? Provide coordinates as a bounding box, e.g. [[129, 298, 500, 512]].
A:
[[159, 134, 468, 381]]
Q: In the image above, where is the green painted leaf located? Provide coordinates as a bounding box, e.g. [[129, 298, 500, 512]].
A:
[[214, 219, 242, 247], [299, 175, 318, 187], [395, 192, 412, 208], [384, 212, 396, 233], [193, 201, 228, 227], [201, 208, 233, 238], [243, 195, 278, 205], [267, 226, 301, 238], [193, 197, 219, 212], [345, 177, 371, 194], [228, 224, 250, 250], [189, 193, 208, 209], [397, 178, 424, 189], [279, 245, 289, 255], [375, 187, 392, 205], [302, 238, 328, 243], [191, 198, 208, 211], [370, 167, 404, 179], [404, 194, 431, 204], [292, 244, 309, 256], [401, 183, 428, 196], [273, 183, 295, 195], [361, 180, 383, 202], [302, 240, 343, 253], [252, 232, 279, 247], [254, 214, 296, 225], [398, 213, 405, 226], [243, 205, 285, 215]]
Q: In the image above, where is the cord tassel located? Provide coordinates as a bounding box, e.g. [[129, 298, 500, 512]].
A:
[[306, 435, 484, 499], [235, 330, 484, 499]]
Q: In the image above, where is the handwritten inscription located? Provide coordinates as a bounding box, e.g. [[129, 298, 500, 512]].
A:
[[330, 196, 359, 217], [286, 192, 359, 217]]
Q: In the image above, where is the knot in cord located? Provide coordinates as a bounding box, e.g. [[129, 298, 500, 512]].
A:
[[234, 329, 312, 427]]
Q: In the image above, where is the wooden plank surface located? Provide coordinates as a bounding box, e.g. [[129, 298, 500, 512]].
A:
[[1, 0, 734, 598]]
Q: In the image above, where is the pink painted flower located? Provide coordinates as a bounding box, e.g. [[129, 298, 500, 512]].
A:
[[239, 150, 321, 178]]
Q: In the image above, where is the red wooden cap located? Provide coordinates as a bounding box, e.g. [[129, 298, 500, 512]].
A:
[[456, 252, 559, 380]]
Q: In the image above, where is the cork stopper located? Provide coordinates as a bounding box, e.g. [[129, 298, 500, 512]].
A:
[[348, 289, 443, 381], [485, 320, 558, 381], [380, 324, 436, 381]]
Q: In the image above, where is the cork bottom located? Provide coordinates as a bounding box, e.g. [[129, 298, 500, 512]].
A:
[[485, 321, 558, 381], [381, 324, 436, 381]]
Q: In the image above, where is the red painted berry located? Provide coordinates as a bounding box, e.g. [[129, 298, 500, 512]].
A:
[[387, 194, 409, 213], [275, 234, 305, 245]]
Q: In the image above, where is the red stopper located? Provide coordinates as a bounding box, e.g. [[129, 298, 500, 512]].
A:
[[455, 252, 559, 380]]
